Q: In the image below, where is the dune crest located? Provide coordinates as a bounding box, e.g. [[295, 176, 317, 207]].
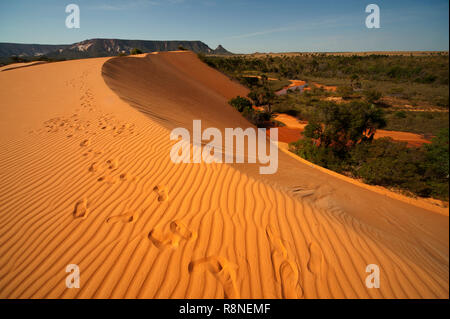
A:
[[0, 52, 447, 298]]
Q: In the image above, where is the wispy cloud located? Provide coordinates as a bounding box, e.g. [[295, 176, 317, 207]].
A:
[[224, 14, 360, 40], [226, 26, 300, 39], [89, 0, 161, 11]]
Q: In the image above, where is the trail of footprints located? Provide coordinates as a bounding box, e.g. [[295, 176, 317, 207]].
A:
[[266, 225, 303, 298], [38, 113, 135, 140], [70, 180, 321, 298], [148, 220, 197, 249], [188, 256, 240, 299], [47, 78, 321, 298]]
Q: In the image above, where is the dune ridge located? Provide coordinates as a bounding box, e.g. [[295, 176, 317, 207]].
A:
[[0, 52, 447, 298]]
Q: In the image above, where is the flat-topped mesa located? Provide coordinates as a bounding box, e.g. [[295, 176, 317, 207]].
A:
[[0, 39, 234, 62]]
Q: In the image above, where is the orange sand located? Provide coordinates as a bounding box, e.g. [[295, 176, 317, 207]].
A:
[[0, 52, 448, 299], [375, 130, 431, 147], [286, 80, 307, 88], [303, 82, 337, 92], [0, 61, 48, 72]]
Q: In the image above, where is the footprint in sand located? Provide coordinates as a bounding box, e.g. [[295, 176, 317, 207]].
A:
[[148, 220, 196, 249], [97, 175, 117, 184], [153, 185, 169, 202], [88, 162, 99, 173], [119, 173, 129, 181], [188, 256, 239, 299], [307, 242, 326, 279], [73, 198, 89, 219], [106, 210, 140, 224], [291, 186, 316, 198], [106, 159, 119, 170], [80, 139, 90, 147], [266, 225, 303, 299]]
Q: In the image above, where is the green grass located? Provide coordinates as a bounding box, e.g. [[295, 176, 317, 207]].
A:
[[383, 111, 449, 136]]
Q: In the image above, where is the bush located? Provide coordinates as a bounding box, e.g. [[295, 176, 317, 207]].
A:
[[290, 139, 345, 172], [349, 136, 449, 199], [229, 96, 273, 127], [363, 89, 382, 103], [229, 96, 252, 112], [423, 128, 449, 199], [130, 48, 143, 55], [394, 111, 407, 118], [337, 86, 354, 98], [242, 108, 272, 127], [350, 138, 425, 189], [302, 100, 386, 150]]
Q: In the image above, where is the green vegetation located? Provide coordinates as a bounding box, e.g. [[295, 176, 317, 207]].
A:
[[229, 96, 252, 112], [301, 101, 386, 148], [204, 53, 449, 201], [228, 96, 271, 127], [199, 53, 449, 110], [200, 54, 448, 85], [363, 89, 382, 104], [383, 110, 449, 136], [130, 48, 143, 55], [290, 104, 448, 200], [349, 129, 449, 199], [0, 55, 67, 66]]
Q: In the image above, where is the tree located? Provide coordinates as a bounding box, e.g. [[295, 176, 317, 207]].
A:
[[247, 86, 276, 113], [229, 96, 252, 112], [303, 101, 386, 151]]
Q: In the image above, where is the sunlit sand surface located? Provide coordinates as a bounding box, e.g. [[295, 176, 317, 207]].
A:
[[0, 52, 447, 298]]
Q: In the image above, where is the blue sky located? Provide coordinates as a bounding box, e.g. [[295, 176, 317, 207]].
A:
[[0, 0, 448, 53]]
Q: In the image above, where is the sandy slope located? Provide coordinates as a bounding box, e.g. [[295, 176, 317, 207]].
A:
[[0, 52, 448, 299], [0, 61, 48, 72]]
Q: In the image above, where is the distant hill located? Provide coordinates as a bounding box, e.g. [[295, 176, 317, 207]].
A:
[[0, 39, 233, 61], [0, 43, 69, 57], [212, 44, 233, 55]]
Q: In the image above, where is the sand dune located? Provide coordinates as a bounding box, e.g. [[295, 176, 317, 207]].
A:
[[0, 61, 48, 72], [0, 52, 448, 299]]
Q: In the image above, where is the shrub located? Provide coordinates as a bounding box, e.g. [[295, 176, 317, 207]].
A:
[[350, 138, 425, 189], [290, 139, 344, 172], [337, 86, 354, 99], [394, 111, 407, 118], [229, 96, 252, 112], [303, 100, 386, 150], [130, 48, 143, 55], [423, 128, 449, 199], [349, 135, 449, 199], [363, 89, 382, 103]]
